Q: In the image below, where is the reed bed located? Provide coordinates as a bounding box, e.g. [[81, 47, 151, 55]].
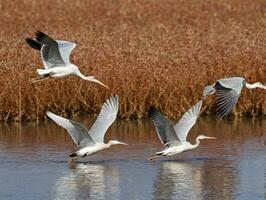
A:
[[0, 0, 265, 121]]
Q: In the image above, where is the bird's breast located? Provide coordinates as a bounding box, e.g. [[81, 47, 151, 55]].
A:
[[78, 144, 106, 156]]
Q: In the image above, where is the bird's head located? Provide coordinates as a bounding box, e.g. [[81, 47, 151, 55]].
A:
[[254, 82, 266, 90], [109, 139, 128, 146], [197, 135, 216, 140]]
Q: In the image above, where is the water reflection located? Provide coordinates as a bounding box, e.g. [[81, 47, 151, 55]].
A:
[[0, 118, 264, 200], [53, 163, 119, 200], [153, 161, 202, 199], [199, 161, 236, 200], [153, 159, 237, 200]]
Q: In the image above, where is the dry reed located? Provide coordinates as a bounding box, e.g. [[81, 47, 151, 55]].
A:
[[0, 0, 265, 121]]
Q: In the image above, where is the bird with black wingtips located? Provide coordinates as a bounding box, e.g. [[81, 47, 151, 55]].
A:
[[46, 95, 127, 161], [25, 31, 109, 88], [203, 77, 266, 119], [148, 100, 216, 160]]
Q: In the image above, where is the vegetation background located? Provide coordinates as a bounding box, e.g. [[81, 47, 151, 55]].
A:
[[0, 0, 265, 121]]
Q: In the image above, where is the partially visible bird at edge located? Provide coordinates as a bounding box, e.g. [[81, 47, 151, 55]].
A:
[[203, 77, 266, 119]]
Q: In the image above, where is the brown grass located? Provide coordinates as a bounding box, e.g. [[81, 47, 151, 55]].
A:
[[0, 0, 265, 121]]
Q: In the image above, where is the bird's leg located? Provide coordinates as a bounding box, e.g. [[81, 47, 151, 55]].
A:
[[148, 155, 159, 161], [28, 76, 50, 84], [30, 77, 40, 81], [28, 77, 41, 84]]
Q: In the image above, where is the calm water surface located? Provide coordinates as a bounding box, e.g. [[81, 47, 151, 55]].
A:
[[0, 118, 265, 200]]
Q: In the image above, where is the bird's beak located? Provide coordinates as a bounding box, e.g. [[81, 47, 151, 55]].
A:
[[205, 136, 216, 140], [261, 85, 266, 90], [95, 79, 110, 90], [88, 76, 110, 90], [118, 142, 128, 145]]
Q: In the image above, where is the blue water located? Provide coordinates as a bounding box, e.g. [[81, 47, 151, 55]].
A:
[[0, 118, 265, 200]]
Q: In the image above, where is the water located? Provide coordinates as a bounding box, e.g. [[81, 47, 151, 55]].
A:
[[0, 118, 265, 200]]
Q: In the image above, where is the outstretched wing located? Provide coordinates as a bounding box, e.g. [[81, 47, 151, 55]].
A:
[[214, 77, 243, 119], [174, 100, 202, 142], [35, 31, 65, 68], [216, 88, 240, 119], [46, 111, 94, 148], [88, 95, 119, 143], [57, 40, 76, 64], [25, 38, 42, 50], [148, 107, 181, 147]]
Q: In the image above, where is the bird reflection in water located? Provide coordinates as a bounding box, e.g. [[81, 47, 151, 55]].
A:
[[52, 163, 119, 200], [153, 161, 202, 200], [153, 160, 236, 200]]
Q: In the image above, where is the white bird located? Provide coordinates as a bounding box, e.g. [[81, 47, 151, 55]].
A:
[[203, 77, 266, 119], [46, 95, 127, 161], [25, 31, 109, 88], [148, 100, 216, 160]]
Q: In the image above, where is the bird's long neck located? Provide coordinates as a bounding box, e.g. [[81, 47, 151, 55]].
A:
[[76, 70, 95, 82], [245, 82, 257, 89], [96, 142, 111, 150], [191, 137, 201, 150], [106, 141, 114, 148], [75, 70, 87, 80]]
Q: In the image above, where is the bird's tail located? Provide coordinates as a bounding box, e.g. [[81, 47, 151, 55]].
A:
[[202, 85, 215, 99], [155, 151, 164, 156]]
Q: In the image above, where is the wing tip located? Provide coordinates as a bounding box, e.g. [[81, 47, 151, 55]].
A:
[[107, 94, 119, 109], [195, 100, 203, 116], [35, 30, 45, 38], [148, 107, 160, 119], [35, 31, 52, 43], [217, 108, 230, 119], [100, 95, 120, 116], [46, 111, 52, 117], [46, 111, 58, 120], [25, 37, 42, 50]]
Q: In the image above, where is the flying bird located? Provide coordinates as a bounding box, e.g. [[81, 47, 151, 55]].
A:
[[46, 95, 127, 161], [25, 31, 109, 88], [148, 100, 215, 160], [203, 77, 266, 119]]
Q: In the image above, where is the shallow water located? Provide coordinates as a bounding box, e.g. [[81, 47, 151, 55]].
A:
[[0, 118, 265, 200]]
